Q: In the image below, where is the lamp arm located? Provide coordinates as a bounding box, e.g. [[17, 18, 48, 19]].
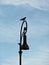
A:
[[20, 20, 27, 44]]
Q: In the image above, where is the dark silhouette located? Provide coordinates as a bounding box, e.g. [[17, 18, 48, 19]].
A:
[[18, 17, 29, 65], [20, 17, 26, 21]]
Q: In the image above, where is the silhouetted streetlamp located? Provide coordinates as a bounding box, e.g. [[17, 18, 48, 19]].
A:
[[18, 17, 29, 65]]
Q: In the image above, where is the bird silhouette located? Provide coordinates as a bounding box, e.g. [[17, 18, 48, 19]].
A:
[[20, 17, 26, 21]]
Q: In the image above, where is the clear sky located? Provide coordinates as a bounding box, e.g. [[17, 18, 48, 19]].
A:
[[0, 0, 49, 65]]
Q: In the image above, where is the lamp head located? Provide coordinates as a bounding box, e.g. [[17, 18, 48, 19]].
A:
[[21, 43, 29, 50], [21, 29, 29, 50]]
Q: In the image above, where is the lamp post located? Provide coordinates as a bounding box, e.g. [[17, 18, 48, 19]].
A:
[[18, 17, 29, 65]]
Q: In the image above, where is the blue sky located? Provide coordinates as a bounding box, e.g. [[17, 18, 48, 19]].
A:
[[0, 0, 49, 65]]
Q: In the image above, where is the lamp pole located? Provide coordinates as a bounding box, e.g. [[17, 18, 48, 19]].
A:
[[18, 17, 29, 65]]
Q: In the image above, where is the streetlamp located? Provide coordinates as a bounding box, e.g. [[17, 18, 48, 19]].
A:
[[18, 17, 29, 65]]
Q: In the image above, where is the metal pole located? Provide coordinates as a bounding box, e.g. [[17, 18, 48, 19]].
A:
[[19, 43, 22, 65]]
